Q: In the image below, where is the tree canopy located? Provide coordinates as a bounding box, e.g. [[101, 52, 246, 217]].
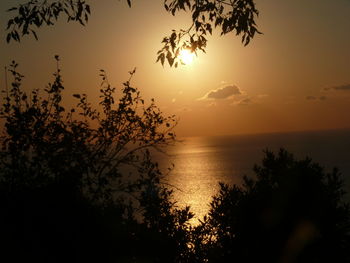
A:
[[0, 59, 195, 262], [197, 149, 350, 262], [5, 0, 260, 67]]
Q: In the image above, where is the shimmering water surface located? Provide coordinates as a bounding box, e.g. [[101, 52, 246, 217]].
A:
[[156, 129, 350, 221]]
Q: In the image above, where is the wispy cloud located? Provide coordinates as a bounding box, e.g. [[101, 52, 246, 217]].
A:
[[323, 84, 350, 92], [199, 85, 241, 100], [306, 95, 327, 101], [232, 98, 253, 106]]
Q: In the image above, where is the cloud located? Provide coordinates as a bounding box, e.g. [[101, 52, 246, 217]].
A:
[[306, 95, 327, 101], [199, 85, 241, 100], [231, 97, 254, 106], [237, 98, 253, 105], [323, 84, 350, 92]]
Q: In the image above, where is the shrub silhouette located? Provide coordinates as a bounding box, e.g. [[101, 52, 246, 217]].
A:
[[0, 59, 194, 262], [201, 149, 350, 263]]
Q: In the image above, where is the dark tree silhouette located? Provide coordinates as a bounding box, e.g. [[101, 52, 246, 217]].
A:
[[5, 0, 260, 67], [0, 58, 177, 202], [199, 149, 350, 263], [0, 59, 194, 262]]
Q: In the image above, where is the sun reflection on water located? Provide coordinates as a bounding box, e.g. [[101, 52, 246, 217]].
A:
[[162, 137, 249, 224], [158, 130, 350, 225]]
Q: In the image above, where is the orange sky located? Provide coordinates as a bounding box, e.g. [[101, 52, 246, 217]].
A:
[[1, 0, 350, 137]]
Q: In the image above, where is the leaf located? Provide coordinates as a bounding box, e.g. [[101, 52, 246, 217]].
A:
[[160, 53, 165, 66], [85, 4, 90, 14], [31, 30, 38, 40], [6, 33, 11, 43], [6, 19, 14, 30], [7, 7, 17, 12], [167, 53, 174, 67]]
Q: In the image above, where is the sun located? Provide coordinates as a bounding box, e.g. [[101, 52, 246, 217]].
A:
[[179, 49, 195, 65]]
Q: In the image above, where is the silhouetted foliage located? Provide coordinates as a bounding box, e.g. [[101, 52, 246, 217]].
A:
[[5, 0, 260, 67], [0, 58, 177, 202], [1, 61, 349, 262], [158, 0, 260, 67], [201, 149, 350, 263], [0, 59, 195, 262], [5, 0, 91, 42]]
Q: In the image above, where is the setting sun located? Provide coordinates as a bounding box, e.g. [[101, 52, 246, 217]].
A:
[[179, 49, 195, 65]]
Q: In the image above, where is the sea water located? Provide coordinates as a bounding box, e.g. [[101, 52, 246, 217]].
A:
[[155, 129, 350, 221]]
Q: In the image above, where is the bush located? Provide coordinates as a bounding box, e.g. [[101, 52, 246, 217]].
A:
[[203, 149, 350, 262], [0, 59, 193, 262]]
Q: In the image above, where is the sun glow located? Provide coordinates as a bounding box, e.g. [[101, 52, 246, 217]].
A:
[[179, 49, 195, 65]]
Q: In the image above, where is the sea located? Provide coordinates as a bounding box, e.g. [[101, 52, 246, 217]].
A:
[[154, 129, 350, 222]]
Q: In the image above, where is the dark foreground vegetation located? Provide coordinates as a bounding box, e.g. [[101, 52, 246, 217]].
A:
[[1, 62, 350, 262]]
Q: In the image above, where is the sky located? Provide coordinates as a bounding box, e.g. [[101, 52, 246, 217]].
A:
[[1, 0, 350, 137]]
